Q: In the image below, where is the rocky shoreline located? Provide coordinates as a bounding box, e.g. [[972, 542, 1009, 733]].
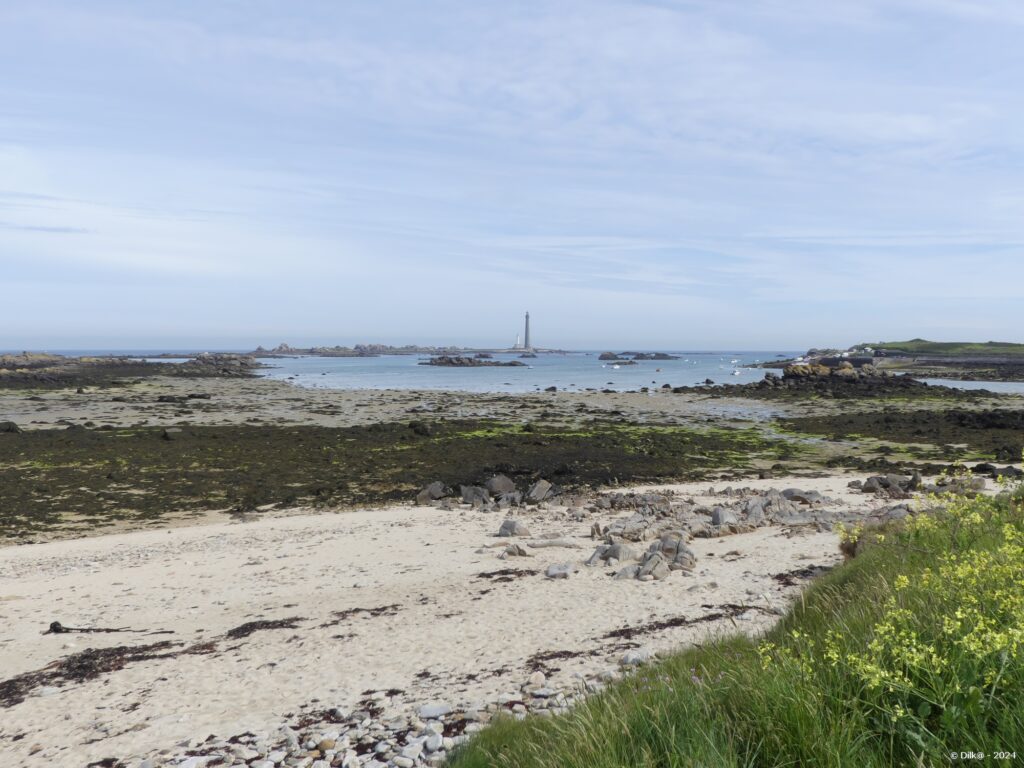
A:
[[0, 353, 261, 390]]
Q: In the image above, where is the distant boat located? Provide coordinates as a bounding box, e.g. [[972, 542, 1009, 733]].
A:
[[732, 369, 742, 376], [612, 364, 620, 370]]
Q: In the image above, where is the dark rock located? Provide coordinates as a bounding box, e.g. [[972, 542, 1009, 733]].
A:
[[485, 474, 516, 495], [782, 488, 825, 505], [0, 421, 22, 434], [420, 356, 526, 368], [527, 479, 553, 503], [415, 481, 449, 505], [460, 485, 491, 505]]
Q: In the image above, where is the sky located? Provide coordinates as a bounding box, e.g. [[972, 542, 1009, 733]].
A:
[[1, 0, 1023, 351]]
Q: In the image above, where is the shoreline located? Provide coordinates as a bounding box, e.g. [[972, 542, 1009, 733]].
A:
[[0, 475, 875, 767]]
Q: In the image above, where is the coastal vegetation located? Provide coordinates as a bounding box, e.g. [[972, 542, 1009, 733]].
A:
[[449, 474, 1024, 767], [867, 339, 1024, 357], [0, 419, 786, 539], [780, 408, 1024, 463]]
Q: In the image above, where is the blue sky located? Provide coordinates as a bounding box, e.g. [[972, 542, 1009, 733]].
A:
[[1, 0, 1022, 350]]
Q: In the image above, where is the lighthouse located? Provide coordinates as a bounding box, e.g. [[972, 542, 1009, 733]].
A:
[[524, 312, 531, 351]]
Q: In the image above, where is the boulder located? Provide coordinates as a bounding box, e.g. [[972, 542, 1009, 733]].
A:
[[637, 552, 670, 580], [485, 474, 516, 495], [545, 563, 574, 580], [497, 519, 531, 537], [710, 507, 737, 526], [527, 479, 553, 503], [605, 542, 638, 562], [650, 532, 696, 571], [782, 488, 824, 505], [614, 564, 641, 580], [415, 481, 449, 505], [418, 703, 452, 720], [460, 485, 491, 505], [0, 421, 22, 434]]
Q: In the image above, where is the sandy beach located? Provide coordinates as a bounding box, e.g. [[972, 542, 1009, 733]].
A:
[[0, 475, 882, 767]]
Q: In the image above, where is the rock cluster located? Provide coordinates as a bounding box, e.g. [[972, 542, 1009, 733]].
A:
[[850, 470, 996, 498], [677, 362, 980, 399], [418, 356, 526, 368], [414, 475, 556, 511]]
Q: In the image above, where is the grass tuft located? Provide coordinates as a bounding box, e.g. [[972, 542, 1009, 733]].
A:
[[449, 472, 1024, 767]]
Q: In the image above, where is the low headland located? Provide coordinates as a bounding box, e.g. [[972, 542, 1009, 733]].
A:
[[769, 338, 1024, 381], [0, 341, 1021, 767]]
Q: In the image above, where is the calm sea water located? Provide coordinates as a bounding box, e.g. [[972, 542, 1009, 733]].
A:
[[20, 349, 1024, 395], [259, 351, 795, 393]]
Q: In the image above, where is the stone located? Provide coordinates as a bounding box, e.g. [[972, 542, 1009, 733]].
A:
[[497, 519, 530, 537], [620, 649, 652, 666], [605, 542, 637, 562], [0, 421, 22, 433], [527, 479, 553, 502], [638, 551, 670, 580], [545, 563, 574, 579], [614, 564, 641, 580], [782, 488, 824, 505], [424, 733, 444, 752], [501, 543, 531, 558], [862, 476, 883, 493], [416, 481, 449, 505], [417, 703, 452, 720], [460, 485, 491, 505], [710, 507, 737, 526], [392, 758, 415, 768], [585, 545, 611, 566], [485, 474, 516, 495]]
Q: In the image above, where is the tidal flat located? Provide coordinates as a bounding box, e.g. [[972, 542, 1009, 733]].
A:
[[1, 371, 1022, 767], [0, 374, 1019, 543]]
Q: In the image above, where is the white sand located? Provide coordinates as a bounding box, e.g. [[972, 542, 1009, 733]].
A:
[[0, 477, 873, 767]]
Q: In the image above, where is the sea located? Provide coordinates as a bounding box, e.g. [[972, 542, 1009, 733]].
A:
[[257, 351, 790, 393], [32, 349, 1024, 395]]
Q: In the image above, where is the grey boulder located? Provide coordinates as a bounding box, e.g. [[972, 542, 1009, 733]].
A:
[[485, 474, 517, 495], [497, 519, 531, 537], [527, 479, 553, 502]]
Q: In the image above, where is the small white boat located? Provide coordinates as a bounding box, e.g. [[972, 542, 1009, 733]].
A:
[[732, 369, 742, 376]]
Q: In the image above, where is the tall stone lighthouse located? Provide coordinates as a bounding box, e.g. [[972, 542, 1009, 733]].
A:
[[524, 312, 531, 351]]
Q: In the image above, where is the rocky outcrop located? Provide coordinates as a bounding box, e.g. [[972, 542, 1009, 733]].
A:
[[419, 356, 526, 367], [676, 363, 981, 399]]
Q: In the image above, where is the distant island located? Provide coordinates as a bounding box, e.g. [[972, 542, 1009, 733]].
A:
[[419, 355, 527, 367], [250, 343, 568, 357]]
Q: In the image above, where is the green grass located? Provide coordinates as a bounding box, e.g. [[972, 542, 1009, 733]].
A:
[[449, 480, 1024, 768], [868, 339, 1024, 357]]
